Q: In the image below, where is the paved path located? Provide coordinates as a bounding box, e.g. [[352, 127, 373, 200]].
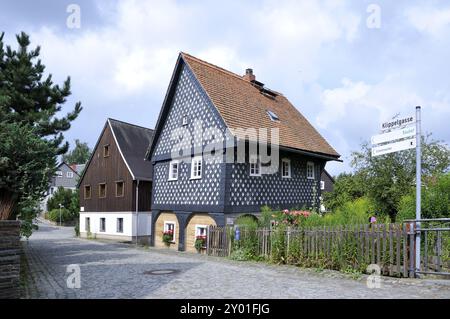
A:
[[23, 222, 450, 299]]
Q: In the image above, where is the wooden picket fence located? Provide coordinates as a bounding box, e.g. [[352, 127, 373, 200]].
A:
[[207, 224, 419, 277], [206, 226, 231, 257]]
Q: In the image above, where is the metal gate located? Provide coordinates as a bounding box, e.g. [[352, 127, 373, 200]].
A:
[[405, 218, 450, 277]]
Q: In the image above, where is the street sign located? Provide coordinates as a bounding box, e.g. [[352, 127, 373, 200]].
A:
[[380, 115, 415, 131], [371, 126, 416, 145], [371, 137, 416, 157]]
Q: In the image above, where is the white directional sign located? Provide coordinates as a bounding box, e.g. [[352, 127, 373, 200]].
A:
[[371, 126, 416, 145], [372, 138, 416, 157]]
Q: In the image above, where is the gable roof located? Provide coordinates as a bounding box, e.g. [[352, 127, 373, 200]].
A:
[[321, 169, 335, 183], [108, 118, 154, 180], [78, 119, 154, 186], [56, 162, 80, 176], [147, 52, 340, 161]]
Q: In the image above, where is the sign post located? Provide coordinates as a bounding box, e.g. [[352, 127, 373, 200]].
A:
[[371, 107, 421, 277], [415, 106, 421, 276]]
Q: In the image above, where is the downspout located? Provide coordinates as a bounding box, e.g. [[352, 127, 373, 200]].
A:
[[135, 179, 140, 245]]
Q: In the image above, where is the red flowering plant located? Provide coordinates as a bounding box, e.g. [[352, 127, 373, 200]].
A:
[[278, 209, 311, 226], [162, 229, 174, 246], [194, 235, 207, 252]]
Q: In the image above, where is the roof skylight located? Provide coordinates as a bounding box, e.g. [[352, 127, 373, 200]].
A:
[[267, 110, 279, 122]]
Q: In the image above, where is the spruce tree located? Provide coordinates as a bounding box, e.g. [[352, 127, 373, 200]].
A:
[[0, 31, 82, 220]]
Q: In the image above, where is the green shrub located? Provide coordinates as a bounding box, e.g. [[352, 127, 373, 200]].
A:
[[47, 208, 71, 223], [74, 220, 80, 237], [323, 197, 374, 226], [397, 173, 450, 222], [46, 187, 80, 220]]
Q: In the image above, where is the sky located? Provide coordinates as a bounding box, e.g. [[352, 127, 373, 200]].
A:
[[1, 0, 449, 176]]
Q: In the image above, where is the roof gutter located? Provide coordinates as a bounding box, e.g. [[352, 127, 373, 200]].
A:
[[279, 145, 342, 162]]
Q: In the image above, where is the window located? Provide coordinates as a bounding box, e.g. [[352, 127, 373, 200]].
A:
[[182, 115, 188, 126], [84, 185, 91, 199], [195, 225, 208, 248], [164, 221, 176, 243], [190, 156, 202, 179], [115, 181, 124, 197], [195, 225, 207, 237], [56, 171, 62, 178], [281, 159, 291, 178], [267, 110, 279, 121], [103, 144, 110, 157], [306, 162, 315, 180], [117, 218, 124, 233], [320, 181, 325, 190], [100, 218, 106, 232], [85, 217, 90, 232], [168, 160, 179, 181], [66, 171, 74, 178], [99, 183, 107, 198], [249, 155, 261, 176]]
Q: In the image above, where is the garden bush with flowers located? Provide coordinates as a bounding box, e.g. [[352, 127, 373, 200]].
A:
[[162, 230, 174, 246]]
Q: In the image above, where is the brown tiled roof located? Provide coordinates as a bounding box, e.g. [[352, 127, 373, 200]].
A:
[[181, 53, 340, 158]]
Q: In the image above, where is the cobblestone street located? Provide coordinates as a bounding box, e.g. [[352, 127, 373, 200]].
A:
[[22, 222, 450, 299]]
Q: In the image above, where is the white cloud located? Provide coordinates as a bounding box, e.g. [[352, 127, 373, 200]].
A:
[[406, 5, 450, 37]]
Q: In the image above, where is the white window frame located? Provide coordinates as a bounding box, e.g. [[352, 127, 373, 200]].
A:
[[194, 224, 208, 247], [116, 218, 124, 233], [99, 217, 106, 232], [249, 155, 261, 176], [168, 160, 179, 181], [56, 171, 62, 178], [281, 158, 291, 178], [306, 161, 315, 180], [164, 221, 176, 243], [66, 171, 74, 178], [320, 180, 325, 190], [190, 156, 202, 180]]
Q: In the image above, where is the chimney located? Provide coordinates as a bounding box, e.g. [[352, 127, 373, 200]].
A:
[[243, 68, 255, 82]]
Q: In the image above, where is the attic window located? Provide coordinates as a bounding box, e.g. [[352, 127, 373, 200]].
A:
[[267, 110, 279, 122], [182, 115, 188, 126]]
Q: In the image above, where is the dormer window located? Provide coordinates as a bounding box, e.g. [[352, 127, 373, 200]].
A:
[[267, 110, 279, 122], [182, 115, 188, 126]]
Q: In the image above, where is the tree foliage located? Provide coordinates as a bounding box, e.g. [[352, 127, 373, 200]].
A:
[[0, 31, 81, 221], [47, 187, 79, 219], [397, 172, 450, 222], [62, 139, 91, 164], [324, 134, 450, 220]]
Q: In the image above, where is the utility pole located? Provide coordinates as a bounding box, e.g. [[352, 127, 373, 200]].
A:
[[415, 106, 421, 276]]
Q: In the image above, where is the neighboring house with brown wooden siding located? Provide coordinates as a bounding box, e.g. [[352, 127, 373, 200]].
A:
[[78, 118, 154, 243], [146, 52, 341, 252]]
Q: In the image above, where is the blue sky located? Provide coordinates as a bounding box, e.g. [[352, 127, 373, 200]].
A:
[[2, 0, 449, 175]]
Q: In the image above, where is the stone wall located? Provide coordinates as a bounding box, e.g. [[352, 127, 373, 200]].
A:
[[0, 221, 21, 299]]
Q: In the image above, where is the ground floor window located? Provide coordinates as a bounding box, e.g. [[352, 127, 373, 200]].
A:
[[117, 218, 123, 233], [194, 225, 208, 249], [85, 217, 90, 232], [163, 221, 176, 243], [100, 218, 106, 232]]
